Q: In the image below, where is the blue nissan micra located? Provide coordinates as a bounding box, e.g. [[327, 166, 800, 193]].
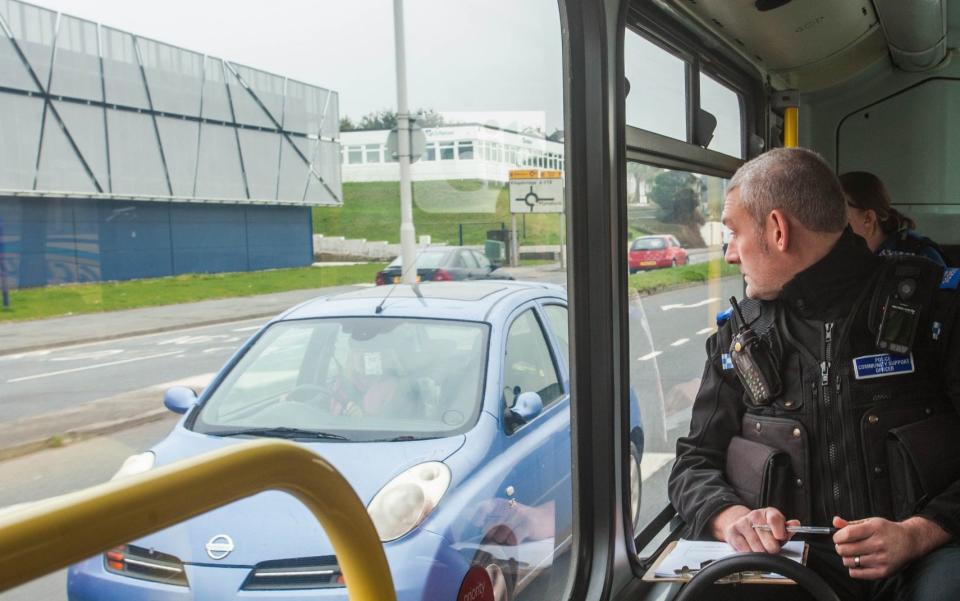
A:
[[68, 281, 644, 601]]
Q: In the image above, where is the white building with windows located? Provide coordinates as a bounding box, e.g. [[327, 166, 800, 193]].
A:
[[341, 124, 564, 183]]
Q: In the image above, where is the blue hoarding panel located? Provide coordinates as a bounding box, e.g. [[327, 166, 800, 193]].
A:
[[0, 197, 312, 288]]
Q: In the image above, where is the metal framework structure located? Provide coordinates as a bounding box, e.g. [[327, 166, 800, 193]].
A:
[[0, 0, 342, 206]]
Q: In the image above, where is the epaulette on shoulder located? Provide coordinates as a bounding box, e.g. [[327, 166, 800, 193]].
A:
[[941, 267, 960, 290], [716, 307, 732, 326]]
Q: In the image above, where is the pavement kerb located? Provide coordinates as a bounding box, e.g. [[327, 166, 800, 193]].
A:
[[0, 409, 173, 463], [0, 310, 279, 357]]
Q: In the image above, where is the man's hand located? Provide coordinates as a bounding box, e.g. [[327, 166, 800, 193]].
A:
[[710, 505, 800, 553], [832, 515, 950, 580]]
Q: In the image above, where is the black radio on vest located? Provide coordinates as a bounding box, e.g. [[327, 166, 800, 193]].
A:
[[728, 296, 782, 406]]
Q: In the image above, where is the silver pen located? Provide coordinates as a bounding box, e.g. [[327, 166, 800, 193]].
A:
[[752, 523, 837, 535]]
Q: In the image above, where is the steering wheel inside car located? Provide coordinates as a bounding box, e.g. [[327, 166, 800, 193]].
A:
[[286, 384, 334, 407], [672, 552, 841, 601]]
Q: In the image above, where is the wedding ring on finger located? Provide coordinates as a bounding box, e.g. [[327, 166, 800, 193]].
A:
[[854, 555, 861, 568]]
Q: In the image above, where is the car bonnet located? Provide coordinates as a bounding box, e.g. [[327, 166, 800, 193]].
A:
[[132, 427, 466, 565]]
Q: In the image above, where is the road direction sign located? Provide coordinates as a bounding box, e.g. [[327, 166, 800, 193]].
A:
[[509, 169, 564, 214]]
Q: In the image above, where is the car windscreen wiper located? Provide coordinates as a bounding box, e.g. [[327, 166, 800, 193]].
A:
[[208, 427, 350, 441], [368, 435, 440, 442]]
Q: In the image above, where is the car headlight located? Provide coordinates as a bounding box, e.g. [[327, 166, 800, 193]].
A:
[[111, 452, 156, 480], [367, 461, 451, 542]]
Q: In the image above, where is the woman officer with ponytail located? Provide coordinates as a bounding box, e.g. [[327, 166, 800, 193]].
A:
[[840, 171, 948, 266]]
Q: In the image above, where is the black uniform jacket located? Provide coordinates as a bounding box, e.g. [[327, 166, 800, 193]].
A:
[[669, 228, 960, 540]]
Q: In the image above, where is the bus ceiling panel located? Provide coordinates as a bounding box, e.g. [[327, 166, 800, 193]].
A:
[[625, 126, 742, 178], [662, 0, 889, 91]]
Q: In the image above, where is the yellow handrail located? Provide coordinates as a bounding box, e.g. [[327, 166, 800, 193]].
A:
[[0, 439, 395, 601], [784, 106, 799, 148]]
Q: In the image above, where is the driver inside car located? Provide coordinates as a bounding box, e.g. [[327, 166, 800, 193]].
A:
[[329, 344, 408, 418], [668, 148, 960, 601]]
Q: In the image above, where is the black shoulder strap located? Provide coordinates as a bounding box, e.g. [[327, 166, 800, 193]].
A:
[[730, 297, 776, 336]]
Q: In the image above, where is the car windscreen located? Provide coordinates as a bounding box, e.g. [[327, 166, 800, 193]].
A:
[[191, 317, 489, 441], [386, 250, 448, 269], [632, 238, 666, 250]]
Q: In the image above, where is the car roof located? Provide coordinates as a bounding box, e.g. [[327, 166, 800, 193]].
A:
[[279, 281, 566, 322]]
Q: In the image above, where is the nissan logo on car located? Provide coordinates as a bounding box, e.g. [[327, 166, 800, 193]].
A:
[[205, 534, 235, 560]]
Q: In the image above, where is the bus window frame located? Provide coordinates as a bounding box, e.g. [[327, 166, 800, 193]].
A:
[[620, 1, 766, 562], [626, 0, 766, 163], [554, 3, 768, 598]]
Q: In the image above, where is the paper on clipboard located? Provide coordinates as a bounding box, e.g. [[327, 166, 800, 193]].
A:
[[643, 539, 807, 584]]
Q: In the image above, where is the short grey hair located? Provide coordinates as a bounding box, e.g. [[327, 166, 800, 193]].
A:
[[728, 147, 847, 234]]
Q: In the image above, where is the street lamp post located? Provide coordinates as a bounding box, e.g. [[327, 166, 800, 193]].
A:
[[393, 0, 417, 284]]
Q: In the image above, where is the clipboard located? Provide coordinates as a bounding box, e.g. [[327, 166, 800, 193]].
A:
[[641, 540, 809, 585]]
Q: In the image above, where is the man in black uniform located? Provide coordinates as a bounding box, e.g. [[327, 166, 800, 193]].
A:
[[668, 148, 960, 600]]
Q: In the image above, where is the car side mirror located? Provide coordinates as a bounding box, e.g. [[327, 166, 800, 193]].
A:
[[164, 386, 198, 414], [510, 391, 544, 424]]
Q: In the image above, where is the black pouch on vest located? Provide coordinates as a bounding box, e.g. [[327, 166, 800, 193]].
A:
[[886, 412, 960, 520], [725, 435, 793, 510]]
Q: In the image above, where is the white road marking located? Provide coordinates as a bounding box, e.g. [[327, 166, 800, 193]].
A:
[[354, 283, 376, 288], [232, 326, 261, 332], [638, 351, 662, 361], [0, 350, 52, 361], [202, 347, 236, 354], [670, 338, 689, 347], [158, 334, 235, 346], [49, 349, 124, 362], [162, 372, 217, 389], [7, 351, 183, 383], [660, 297, 719, 311], [697, 327, 715, 335], [0, 317, 266, 357], [640, 452, 675, 481]]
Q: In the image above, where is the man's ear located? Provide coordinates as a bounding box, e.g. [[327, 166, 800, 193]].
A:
[[768, 209, 790, 251]]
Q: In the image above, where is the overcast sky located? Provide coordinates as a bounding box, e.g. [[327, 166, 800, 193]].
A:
[[24, 0, 565, 132]]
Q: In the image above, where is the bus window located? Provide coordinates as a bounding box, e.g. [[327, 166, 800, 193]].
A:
[[699, 72, 744, 159], [625, 163, 739, 541], [624, 30, 687, 141], [622, 15, 758, 560]]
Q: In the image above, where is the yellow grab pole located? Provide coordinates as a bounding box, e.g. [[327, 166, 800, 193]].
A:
[[0, 439, 395, 601], [784, 106, 799, 148]]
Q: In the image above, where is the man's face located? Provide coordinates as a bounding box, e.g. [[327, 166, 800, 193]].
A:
[[722, 189, 783, 300]]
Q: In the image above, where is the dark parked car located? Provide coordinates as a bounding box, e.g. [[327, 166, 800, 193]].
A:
[[375, 247, 514, 285], [628, 235, 689, 273]]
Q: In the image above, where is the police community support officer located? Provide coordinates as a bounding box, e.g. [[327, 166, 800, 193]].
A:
[[668, 148, 960, 600]]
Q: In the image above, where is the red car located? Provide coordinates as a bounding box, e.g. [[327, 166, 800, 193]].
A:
[[628, 235, 688, 273]]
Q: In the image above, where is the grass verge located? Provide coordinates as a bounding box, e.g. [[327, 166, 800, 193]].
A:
[[0, 263, 385, 323], [629, 259, 740, 296]]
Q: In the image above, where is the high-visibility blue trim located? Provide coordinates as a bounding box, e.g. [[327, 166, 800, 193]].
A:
[[941, 268, 960, 290]]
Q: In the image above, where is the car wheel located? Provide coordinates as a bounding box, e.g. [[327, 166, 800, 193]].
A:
[[629, 442, 643, 535], [474, 551, 515, 601], [485, 562, 511, 601]]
